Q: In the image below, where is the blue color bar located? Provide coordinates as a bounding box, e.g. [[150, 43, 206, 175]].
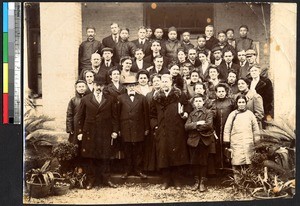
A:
[[3, 2, 8, 32]]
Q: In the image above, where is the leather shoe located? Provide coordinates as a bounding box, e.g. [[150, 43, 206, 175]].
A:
[[107, 180, 117, 188], [86, 183, 93, 190], [137, 172, 148, 179], [160, 182, 169, 190], [121, 172, 129, 179]]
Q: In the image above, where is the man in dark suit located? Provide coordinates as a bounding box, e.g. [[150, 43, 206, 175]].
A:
[[148, 55, 169, 76], [181, 31, 195, 53], [214, 31, 236, 59], [186, 48, 201, 68], [211, 46, 225, 66], [117, 76, 150, 179], [79, 53, 102, 81], [237, 49, 250, 79], [132, 26, 152, 57], [217, 50, 240, 81], [99, 47, 115, 85], [235, 25, 255, 52], [75, 79, 119, 189], [204, 25, 219, 50], [131, 48, 152, 72], [78, 26, 104, 75], [102, 22, 120, 49], [144, 40, 170, 69]]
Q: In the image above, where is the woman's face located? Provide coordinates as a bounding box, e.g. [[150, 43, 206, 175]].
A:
[[237, 98, 247, 110], [177, 51, 186, 62], [138, 74, 149, 86], [190, 72, 200, 83], [169, 65, 180, 76], [152, 76, 161, 90], [122, 59, 132, 71], [238, 80, 248, 92], [195, 84, 205, 95], [199, 53, 207, 63], [209, 68, 219, 79]]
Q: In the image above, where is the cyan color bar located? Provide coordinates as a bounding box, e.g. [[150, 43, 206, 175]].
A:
[[3, 2, 8, 32]]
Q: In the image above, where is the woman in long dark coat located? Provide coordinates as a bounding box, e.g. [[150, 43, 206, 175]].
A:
[[150, 74, 189, 190]]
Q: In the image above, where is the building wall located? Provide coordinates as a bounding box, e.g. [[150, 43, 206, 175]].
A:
[[82, 2, 144, 42], [214, 3, 270, 71]]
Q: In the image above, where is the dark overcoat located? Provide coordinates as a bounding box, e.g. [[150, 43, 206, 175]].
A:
[[117, 93, 150, 142], [150, 87, 189, 169], [75, 93, 119, 159]]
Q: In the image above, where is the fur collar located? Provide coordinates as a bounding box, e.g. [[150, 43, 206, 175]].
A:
[[153, 87, 181, 106]]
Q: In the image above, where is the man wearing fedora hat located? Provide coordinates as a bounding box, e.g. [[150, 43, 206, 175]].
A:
[[75, 79, 119, 189], [117, 76, 150, 179]]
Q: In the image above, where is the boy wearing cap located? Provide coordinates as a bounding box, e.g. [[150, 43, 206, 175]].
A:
[[78, 27, 104, 75], [75, 79, 119, 189], [211, 46, 225, 66], [235, 25, 255, 52], [132, 26, 152, 57], [117, 76, 150, 179], [245, 49, 268, 78], [165, 26, 182, 60], [99, 47, 116, 85]]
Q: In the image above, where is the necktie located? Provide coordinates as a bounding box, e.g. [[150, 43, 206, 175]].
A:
[[96, 94, 101, 103], [114, 35, 118, 43], [227, 63, 230, 69], [106, 62, 109, 67]]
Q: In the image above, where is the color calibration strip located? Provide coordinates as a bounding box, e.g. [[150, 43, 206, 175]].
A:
[[2, 2, 21, 124]]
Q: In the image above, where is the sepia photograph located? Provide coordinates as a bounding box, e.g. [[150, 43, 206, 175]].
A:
[[23, 2, 296, 204]]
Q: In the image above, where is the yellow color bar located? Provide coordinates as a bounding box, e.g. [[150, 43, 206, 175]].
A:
[[3, 63, 8, 93]]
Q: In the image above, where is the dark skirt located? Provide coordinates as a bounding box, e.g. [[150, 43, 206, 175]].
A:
[[189, 140, 210, 166]]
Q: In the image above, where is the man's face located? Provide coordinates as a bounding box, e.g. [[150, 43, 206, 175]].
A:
[[239, 27, 248, 38], [246, 54, 256, 64], [111, 24, 119, 35], [169, 65, 180, 76], [238, 51, 246, 62], [250, 66, 260, 79], [161, 77, 172, 91], [238, 80, 248, 92], [205, 26, 214, 38], [177, 51, 186, 62], [188, 49, 197, 61], [76, 82, 87, 94], [151, 42, 161, 53], [209, 68, 219, 79], [138, 29, 146, 39], [85, 72, 94, 84], [224, 51, 233, 63], [91, 54, 101, 67], [120, 30, 129, 40], [227, 72, 237, 84], [154, 28, 163, 39], [135, 50, 145, 61], [195, 84, 205, 95], [122, 59, 132, 71], [126, 84, 136, 93], [146, 28, 153, 38], [103, 51, 113, 61], [198, 53, 207, 63], [182, 32, 190, 42], [87, 29, 96, 40], [168, 31, 177, 41], [93, 83, 105, 94], [213, 50, 222, 60], [154, 57, 163, 69], [218, 33, 227, 43], [138, 74, 149, 86], [216, 87, 226, 99], [110, 70, 120, 82], [197, 37, 206, 47], [190, 72, 200, 83], [226, 30, 234, 40], [152, 76, 161, 90], [193, 97, 204, 110]]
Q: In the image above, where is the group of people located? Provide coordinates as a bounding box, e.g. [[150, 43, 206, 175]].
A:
[[66, 22, 274, 192]]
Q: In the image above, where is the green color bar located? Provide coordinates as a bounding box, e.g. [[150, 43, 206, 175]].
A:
[[3, 32, 8, 62]]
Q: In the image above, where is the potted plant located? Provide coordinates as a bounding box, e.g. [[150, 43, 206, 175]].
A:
[[52, 179, 71, 196], [25, 160, 60, 199], [51, 142, 78, 174]]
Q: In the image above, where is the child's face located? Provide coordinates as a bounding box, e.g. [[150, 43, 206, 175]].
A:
[[135, 50, 145, 60], [76, 83, 87, 94], [216, 87, 226, 99], [182, 67, 190, 76], [138, 74, 149, 86], [197, 37, 206, 47], [120, 30, 129, 40], [169, 65, 180, 76], [193, 97, 204, 110], [195, 84, 205, 95]]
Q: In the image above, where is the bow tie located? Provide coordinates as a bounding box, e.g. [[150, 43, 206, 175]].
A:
[[129, 93, 135, 97]]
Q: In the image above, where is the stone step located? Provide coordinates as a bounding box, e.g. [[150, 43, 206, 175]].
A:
[[108, 174, 163, 185]]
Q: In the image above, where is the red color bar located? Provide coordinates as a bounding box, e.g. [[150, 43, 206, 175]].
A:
[[3, 93, 9, 124]]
